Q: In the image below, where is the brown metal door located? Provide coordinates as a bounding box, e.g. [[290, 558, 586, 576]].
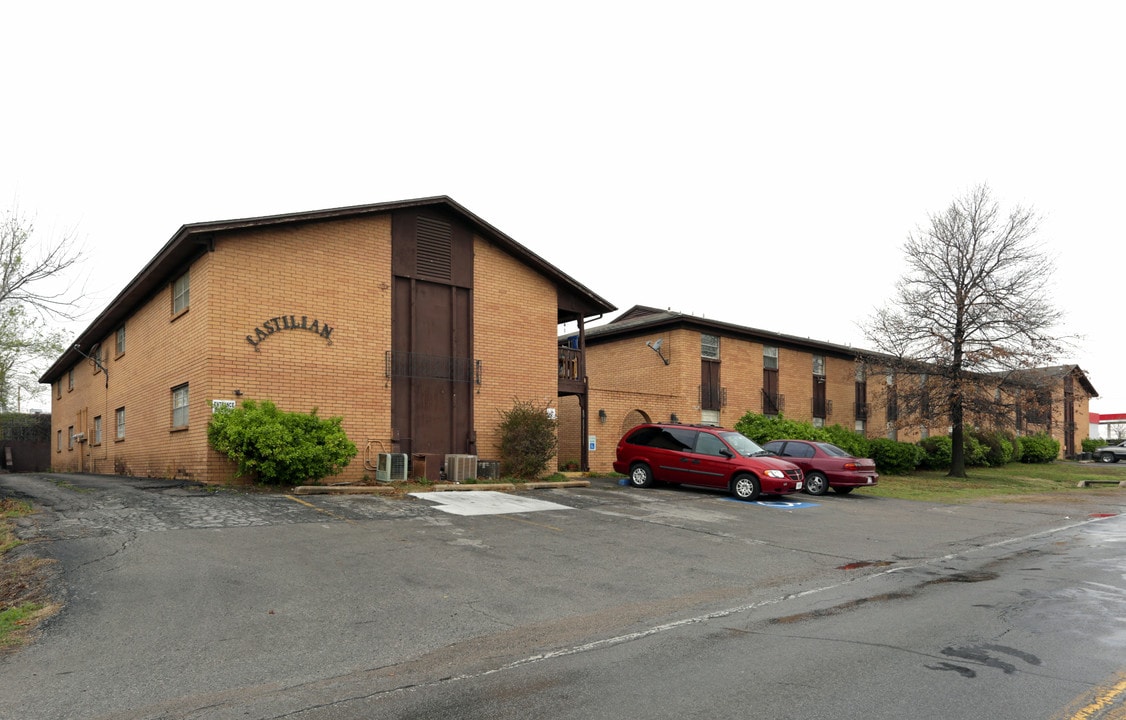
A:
[[391, 211, 474, 457], [763, 368, 780, 414]]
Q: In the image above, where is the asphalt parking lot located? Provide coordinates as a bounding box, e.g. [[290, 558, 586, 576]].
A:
[[2, 472, 1123, 719]]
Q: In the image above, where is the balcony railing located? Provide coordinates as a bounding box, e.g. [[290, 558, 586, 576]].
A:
[[762, 391, 785, 415], [812, 397, 832, 418], [558, 346, 582, 381], [385, 351, 480, 384]]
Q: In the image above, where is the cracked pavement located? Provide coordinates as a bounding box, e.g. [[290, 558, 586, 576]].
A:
[[1, 472, 1123, 720]]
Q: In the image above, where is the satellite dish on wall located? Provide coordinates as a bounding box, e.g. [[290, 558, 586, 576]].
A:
[[645, 338, 669, 365]]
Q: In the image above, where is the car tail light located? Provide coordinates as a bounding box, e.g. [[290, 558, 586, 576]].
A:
[[844, 462, 858, 471]]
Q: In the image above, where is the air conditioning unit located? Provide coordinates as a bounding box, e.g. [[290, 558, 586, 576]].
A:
[[444, 454, 478, 483], [376, 453, 409, 482], [72, 432, 86, 443]]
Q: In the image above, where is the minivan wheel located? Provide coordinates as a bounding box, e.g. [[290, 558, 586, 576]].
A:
[[731, 474, 761, 501], [804, 471, 829, 496], [629, 463, 655, 488]]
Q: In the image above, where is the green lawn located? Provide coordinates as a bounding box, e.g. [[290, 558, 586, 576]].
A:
[[861, 461, 1125, 502]]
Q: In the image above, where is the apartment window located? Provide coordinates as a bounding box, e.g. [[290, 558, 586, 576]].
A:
[[701, 334, 719, 360], [855, 419, 866, 433], [56, 429, 62, 452], [68, 369, 74, 391], [94, 416, 102, 445], [115, 325, 126, 356], [812, 355, 825, 376], [172, 384, 190, 428], [173, 270, 191, 315], [67, 425, 74, 450], [763, 345, 778, 370], [56, 381, 61, 399], [115, 407, 126, 441]]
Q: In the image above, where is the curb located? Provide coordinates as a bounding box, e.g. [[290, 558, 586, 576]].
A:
[[292, 480, 591, 495]]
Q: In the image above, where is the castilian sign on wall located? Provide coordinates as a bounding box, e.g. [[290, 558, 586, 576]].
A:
[[246, 314, 335, 350]]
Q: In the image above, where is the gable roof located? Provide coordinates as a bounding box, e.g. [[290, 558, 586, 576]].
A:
[[41, 196, 615, 383], [577, 305, 863, 359]]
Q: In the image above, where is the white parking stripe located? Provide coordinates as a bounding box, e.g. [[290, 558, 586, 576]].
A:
[[408, 490, 574, 516]]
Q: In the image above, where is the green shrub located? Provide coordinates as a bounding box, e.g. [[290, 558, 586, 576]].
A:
[[1082, 438, 1106, 454], [1019, 433, 1060, 463], [497, 399, 558, 480], [868, 438, 924, 475], [207, 400, 357, 485], [918, 436, 952, 470], [968, 428, 1013, 466], [733, 412, 824, 445], [1010, 435, 1023, 463]]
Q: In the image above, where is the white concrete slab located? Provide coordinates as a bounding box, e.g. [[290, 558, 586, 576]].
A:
[[408, 490, 574, 516]]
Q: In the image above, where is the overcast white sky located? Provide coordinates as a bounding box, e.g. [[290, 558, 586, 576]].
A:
[[3, 2, 1123, 423]]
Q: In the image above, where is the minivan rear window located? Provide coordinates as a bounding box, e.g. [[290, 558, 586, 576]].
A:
[[626, 426, 697, 451]]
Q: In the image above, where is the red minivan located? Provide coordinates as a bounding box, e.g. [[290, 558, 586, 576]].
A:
[[613, 423, 804, 501]]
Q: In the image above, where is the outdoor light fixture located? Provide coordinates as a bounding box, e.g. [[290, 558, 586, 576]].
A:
[[646, 338, 669, 365], [598, 409, 607, 423], [234, 389, 243, 396], [671, 413, 679, 423]]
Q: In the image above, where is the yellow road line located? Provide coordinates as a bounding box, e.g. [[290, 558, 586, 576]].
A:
[[1057, 672, 1126, 720], [284, 494, 353, 523]]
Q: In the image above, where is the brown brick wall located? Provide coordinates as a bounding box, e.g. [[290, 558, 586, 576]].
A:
[[472, 236, 560, 466], [50, 214, 569, 484], [567, 327, 1087, 473]]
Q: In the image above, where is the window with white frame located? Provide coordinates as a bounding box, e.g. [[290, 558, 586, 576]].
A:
[[763, 345, 778, 370], [115, 325, 126, 356], [68, 425, 74, 450], [701, 334, 719, 360], [115, 407, 126, 440], [172, 384, 190, 428], [173, 271, 190, 314], [812, 355, 825, 376], [94, 416, 102, 445]]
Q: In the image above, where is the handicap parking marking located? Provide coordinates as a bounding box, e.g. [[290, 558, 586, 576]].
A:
[[723, 498, 820, 509], [408, 490, 575, 516]]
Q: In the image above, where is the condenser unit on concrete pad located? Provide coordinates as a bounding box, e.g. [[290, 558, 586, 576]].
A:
[[444, 454, 478, 483], [376, 453, 409, 482]]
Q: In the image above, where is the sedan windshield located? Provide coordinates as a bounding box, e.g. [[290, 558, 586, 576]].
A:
[[719, 432, 768, 457]]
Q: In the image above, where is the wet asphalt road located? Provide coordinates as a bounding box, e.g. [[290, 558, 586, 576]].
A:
[[1, 472, 1124, 719]]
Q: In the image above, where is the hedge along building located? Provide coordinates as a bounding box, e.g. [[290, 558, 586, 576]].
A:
[[40, 197, 615, 484], [558, 306, 1097, 473]]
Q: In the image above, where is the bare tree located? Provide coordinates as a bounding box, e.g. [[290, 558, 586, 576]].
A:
[[863, 185, 1070, 477], [0, 206, 86, 411], [1, 207, 85, 319]]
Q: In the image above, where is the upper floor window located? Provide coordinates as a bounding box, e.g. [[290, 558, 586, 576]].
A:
[[173, 271, 190, 315], [172, 384, 190, 428], [701, 334, 719, 360], [115, 325, 126, 356], [812, 355, 825, 376], [856, 363, 867, 382], [68, 369, 74, 391], [763, 345, 779, 370]]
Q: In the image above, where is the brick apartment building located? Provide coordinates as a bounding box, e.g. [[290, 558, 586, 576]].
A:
[[40, 197, 614, 484], [558, 306, 1097, 473]]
